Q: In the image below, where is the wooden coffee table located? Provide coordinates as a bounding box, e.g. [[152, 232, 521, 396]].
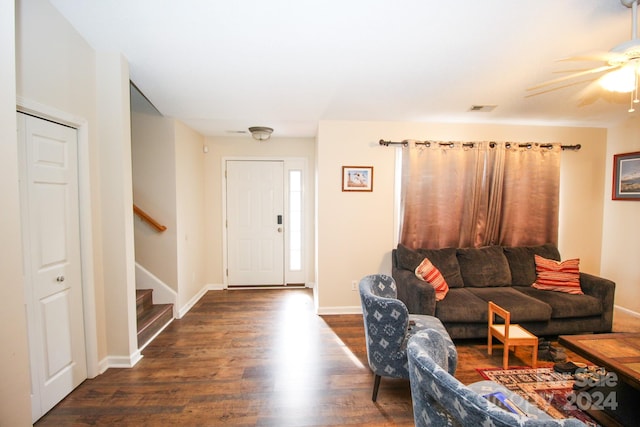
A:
[[559, 333, 640, 426]]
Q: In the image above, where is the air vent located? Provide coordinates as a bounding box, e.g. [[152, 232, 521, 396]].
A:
[[469, 105, 497, 112]]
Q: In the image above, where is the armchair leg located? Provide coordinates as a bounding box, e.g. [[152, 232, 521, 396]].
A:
[[372, 374, 381, 402]]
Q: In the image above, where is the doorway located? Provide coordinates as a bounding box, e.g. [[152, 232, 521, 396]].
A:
[[224, 158, 307, 287], [17, 112, 88, 422]]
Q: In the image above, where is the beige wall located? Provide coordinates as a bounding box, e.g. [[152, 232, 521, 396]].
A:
[[0, 0, 31, 424], [17, 0, 139, 369], [132, 113, 207, 313], [175, 121, 206, 308], [16, 0, 109, 365], [131, 112, 179, 291], [5, 2, 635, 423], [203, 136, 316, 286], [602, 116, 640, 314], [316, 120, 608, 312], [96, 51, 138, 358]]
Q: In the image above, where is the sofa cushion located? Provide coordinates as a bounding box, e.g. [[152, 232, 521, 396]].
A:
[[415, 257, 449, 301], [532, 255, 583, 295], [434, 288, 489, 323], [513, 286, 602, 319], [397, 244, 464, 288], [503, 244, 561, 286], [456, 246, 512, 287], [396, 244, 427, 271], [417, 247, 465, 289], [465, 287, 552, 322]]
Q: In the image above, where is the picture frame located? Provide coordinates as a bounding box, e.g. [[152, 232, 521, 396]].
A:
[[613, 151, 640, 200], [342, 166, 373, 192]]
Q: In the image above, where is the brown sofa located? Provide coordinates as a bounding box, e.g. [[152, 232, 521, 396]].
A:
[[392, 243, 615, 339]]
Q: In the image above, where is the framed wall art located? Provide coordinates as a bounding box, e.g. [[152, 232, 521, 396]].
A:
[[342, 166, 373, 192], [613, 151, 640, 200]]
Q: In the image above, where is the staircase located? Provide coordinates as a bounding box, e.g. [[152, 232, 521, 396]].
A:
[[136, 289, 173, 348]]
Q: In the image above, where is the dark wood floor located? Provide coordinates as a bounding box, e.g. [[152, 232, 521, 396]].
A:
[[35, 289, 636, 426]]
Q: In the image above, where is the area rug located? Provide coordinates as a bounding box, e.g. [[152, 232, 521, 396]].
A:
[[477, 367, 599, 426]]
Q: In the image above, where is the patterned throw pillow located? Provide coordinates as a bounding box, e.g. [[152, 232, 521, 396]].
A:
[[415, 257, 449, 301], [532, 255, 583, 294]]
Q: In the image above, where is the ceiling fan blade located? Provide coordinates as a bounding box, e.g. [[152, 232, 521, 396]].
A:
[[527, 64, 620, 91], [556, 52, 618, 63], [525, 78, 599, 98]]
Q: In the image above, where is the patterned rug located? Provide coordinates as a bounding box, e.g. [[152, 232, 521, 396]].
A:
[[477, 367, 599, 426]]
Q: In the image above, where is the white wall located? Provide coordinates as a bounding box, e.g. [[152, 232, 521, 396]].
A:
[[601, 116, 640, 315], [131, 112, 178, 291], [203, 136, 316, 287], [175, 120, 206, 309], [316, 120, 608, 312], [0, 0, 31, 424]]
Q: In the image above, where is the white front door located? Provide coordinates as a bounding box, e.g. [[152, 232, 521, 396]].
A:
[[17, 113, 87, 422], [226, 160, 284, 285]]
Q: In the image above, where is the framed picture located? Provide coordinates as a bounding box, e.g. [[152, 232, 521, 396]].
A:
[[342, 166, 373, 192], [613, 151, 640, 200]]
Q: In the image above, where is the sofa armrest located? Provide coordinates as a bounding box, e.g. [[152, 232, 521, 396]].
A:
[[580, 272, 616, 332], [393, 266, 437, 316]]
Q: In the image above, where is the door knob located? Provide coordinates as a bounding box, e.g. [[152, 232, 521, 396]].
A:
[[277, 227, 283, 233], [56, 276, 65, 282]]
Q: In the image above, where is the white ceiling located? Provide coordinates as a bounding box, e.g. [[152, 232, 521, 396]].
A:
[[50, 0, 639, 138]]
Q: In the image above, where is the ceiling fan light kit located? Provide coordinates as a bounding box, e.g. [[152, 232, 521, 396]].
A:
[[530, 0, 640, 113]]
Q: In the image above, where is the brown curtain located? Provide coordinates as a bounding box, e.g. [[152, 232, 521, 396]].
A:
[[399, 141, 560, 249], [498, 144, 561, 246]]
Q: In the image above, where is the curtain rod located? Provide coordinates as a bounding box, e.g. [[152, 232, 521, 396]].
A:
[[378, 139, 581, 151]]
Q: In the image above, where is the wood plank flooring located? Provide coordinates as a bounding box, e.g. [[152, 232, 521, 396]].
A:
[[35, 289, 638, 426]]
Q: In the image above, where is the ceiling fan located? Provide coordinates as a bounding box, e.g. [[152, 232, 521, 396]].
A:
[[528, 0, 640, 112]]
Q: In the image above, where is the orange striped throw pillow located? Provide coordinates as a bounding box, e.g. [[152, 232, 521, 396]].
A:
[[415, 257, 449, 301], [532, 255, 583, 294]]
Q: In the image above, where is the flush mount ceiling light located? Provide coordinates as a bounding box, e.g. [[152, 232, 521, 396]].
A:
[[248, 126, 273, 141]]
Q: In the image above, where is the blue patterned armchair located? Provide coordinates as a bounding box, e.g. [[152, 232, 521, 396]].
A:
[[407, 329, 588, 427], [358, 274, 457, 401]]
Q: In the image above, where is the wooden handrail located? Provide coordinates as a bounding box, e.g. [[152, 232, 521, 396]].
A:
[[133, 204, 167, 232]]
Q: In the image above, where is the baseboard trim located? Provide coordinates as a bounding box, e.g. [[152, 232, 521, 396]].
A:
[[97, 357, 110, 376], [177, 285, 209, 319], [105, 351, 143, 369], [206, 283, 315, 290], [316, 306, 362, 315], [614, 304, 640, 318]]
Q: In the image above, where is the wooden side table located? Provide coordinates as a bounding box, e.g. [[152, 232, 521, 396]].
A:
[[487, 301, 538, 369]]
